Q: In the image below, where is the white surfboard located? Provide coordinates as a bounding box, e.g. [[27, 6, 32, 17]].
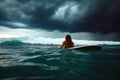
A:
[[68, 45, 102, 50]]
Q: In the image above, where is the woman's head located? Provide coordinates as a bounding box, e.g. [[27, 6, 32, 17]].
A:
[[65, 34, 72, 41]]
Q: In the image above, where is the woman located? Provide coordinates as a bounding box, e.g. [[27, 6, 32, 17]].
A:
[[59, 34, 74, 48]]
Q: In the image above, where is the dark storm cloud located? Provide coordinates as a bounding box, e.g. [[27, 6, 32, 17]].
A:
[[73, 0, 120, 33], [0, 8, 7, 21], [0, 0, 120, 33]]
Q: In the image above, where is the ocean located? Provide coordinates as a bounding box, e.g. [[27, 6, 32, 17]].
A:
[[0, 38, 120, 80]]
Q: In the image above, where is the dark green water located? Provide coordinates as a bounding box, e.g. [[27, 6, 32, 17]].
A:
[[0, 44, 120, 80]]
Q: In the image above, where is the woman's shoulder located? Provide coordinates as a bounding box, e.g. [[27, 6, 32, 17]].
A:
[[63, 41, 66, 43], [72, 41, 74, 44]]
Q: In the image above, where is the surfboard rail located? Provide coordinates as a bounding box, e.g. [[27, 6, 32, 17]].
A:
[[68, 45, 102, 50]]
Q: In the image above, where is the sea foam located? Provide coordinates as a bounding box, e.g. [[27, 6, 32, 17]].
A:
[[0, 37, 120, 45]]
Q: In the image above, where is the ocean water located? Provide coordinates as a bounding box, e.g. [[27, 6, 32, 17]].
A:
[[0, 38, 120, 80]]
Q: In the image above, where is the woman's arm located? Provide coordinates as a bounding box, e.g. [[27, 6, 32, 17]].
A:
[[58, 41, 65, 48], [72, 42, 74, 47]]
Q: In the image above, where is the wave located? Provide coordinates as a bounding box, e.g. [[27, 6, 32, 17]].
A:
[[0, 37, 120, 45], [0, 40, 24, 46]]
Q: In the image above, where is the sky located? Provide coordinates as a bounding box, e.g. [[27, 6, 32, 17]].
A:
[[0, 0, 120, 41]]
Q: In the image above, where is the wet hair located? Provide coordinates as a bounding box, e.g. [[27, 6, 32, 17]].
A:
[[65, 34, 72, 42]]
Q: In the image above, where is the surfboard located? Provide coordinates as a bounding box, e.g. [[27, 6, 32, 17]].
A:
[[68, 45, 102, 50]]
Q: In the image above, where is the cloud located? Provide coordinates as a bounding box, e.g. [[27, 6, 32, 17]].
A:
[[0, 0, 120, 34], [51, 1, 80, 23], [0, 0, 63, 22], [51, 0, 96, 24], [0, 25, 120, 41], [0, 26, 39, 38], [6, 22, 27, 28]]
